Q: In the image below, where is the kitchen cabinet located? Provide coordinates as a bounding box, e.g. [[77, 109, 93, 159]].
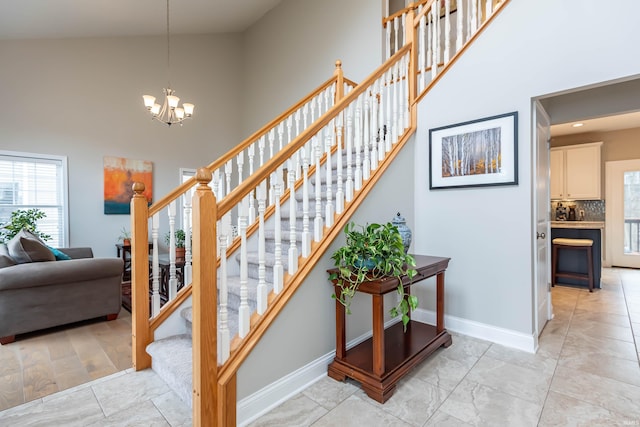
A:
[[550, 142, 602, 200]]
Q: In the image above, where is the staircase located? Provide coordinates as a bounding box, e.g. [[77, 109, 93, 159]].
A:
[[128, 1, 511, 425]]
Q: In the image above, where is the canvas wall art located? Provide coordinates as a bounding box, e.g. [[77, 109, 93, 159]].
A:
[[429, 111, 518, 190], [104, 156, 153, 214]]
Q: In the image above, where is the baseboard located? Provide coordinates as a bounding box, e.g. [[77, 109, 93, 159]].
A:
[[411, 307, 536, 353], [237, 312, 534, 425]]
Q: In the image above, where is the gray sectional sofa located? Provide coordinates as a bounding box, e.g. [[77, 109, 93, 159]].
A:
[[0, 229, 123, 344]]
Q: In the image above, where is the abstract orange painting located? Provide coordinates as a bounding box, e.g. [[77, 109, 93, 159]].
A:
[[104, 156, 153, 214]]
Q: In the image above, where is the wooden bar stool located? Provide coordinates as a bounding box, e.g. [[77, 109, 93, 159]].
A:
[[551, 238, 594, 292]]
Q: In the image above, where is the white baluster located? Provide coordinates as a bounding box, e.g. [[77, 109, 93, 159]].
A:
[[272, 170, 284, 293], [345, 104, 354, 202], [385, 18, 391, 59], [150, 213, 160, 316], [268, 130, 276, 203], [302, 103, 309, 129], [431, 4, 438, 80], [471, 0, 478, 35], [313, 136, 324, 242], [182, 188, 192, 285], [402, 55, 410, 131], [218, 220, 230, 364], [419, 13, 426, 92], [325, 123, 335, 228], [354, 96, 363, 191], [457, 0, 464, 50], [316, 92, 324, 121], [236, 152, 244, 186], [370, 86, 379, 171], [287, 160, 298, 275], [301, 147, 312, 257], [256, 181, 267, 315], [268, 129, 275, 160], [294, 109, 301, 136], [247, 145, 256, 224], [392, 62, 400, 144], [335, 112, 345, 214], [426, 11, 432, 72], [385, 68, 393, 153], [363, 96, 371, 181], [277, 122, 285, 151], [486, 0, 493, 18], [444, 0, 451, 63], [310, 95, 317, 123], [225, 159, 233, 196], [393, 16, 399, 55], [238, 196, 250, 338], [258, 135, 266, 166], [168, 201, 178, 301], [378, 79, 386, 161], [213, 169, 223, 200], [286, 115, 293, 147]]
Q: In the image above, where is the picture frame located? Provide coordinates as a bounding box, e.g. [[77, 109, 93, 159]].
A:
[[429, 111, 518, 190]]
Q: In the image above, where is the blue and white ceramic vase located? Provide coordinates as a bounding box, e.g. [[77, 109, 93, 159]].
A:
[[392, 212, 412, 254]]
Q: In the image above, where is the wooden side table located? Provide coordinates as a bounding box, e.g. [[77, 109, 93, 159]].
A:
[[327, 254, 452, 403]]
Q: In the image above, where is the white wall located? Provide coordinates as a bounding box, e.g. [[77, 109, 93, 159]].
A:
[[0, 34, 244, 257], [241, 0, 383, 136], [414, 0, 640, 337]]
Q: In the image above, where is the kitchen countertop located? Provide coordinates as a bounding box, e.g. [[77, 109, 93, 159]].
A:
[[550, 221, 604, 229]]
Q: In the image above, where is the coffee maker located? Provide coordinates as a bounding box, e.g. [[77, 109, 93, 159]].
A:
[[568, 205, 577, 221]]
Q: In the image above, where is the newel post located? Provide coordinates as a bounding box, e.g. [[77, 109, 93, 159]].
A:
[[131, 182, 151, 370], [334, 60, 344, 103], [191, 168, 219, 426], [406, 3, 418, 108]]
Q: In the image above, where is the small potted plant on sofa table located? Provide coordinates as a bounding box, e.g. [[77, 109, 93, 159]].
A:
[[329, 221, 417, 331]]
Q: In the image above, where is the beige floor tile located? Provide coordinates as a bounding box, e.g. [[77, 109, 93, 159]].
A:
[[247, 393, 328, 427], [464, 355, 552, 405], [353, 375, 449, 426], [551, 364, 640, 419], [87, 399, 170, 427], [152, 390, 193, 427], [438, 379, 542, 426], [312, 395, 409, 427], [567, 317, 635, 342], [301, 376, 359, 410], [539, 390, 636, 426], [424, 410, 473, 426]]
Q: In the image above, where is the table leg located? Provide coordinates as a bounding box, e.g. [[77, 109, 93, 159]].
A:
[[335, 287, 346, 360], [372, 293, 385, 377], [437, 271, 445, 333]]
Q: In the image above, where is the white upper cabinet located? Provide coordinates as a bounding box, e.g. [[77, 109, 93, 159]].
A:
[[550, 142, 602, 200]]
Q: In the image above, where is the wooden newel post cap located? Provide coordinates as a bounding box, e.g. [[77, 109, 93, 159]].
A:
[[196, 168, 212, 186], [335, 60, 342, 70], [132, 182, 145, 196]]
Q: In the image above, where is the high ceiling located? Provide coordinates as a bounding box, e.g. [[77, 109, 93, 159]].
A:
[[0, 0, 283, 40]]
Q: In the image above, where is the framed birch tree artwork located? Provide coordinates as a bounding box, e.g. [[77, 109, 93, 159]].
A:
[[429, 111, 518, 190]]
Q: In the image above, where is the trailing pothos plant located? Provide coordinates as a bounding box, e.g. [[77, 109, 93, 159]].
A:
[[329, 221, 418, 331]]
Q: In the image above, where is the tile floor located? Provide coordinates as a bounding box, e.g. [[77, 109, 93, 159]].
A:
[[1, 267, 639, 426]]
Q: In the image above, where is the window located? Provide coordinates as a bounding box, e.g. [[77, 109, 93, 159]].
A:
[[0, 151, 69, 247]]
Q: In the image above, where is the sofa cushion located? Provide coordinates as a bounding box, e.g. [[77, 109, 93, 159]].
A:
[[47, 246, 72, 261], [0, 255, 16, 269], [7, 229, 55, 264]]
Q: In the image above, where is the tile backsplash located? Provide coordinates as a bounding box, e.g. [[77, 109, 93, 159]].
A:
[[550, 200, 605, 221]]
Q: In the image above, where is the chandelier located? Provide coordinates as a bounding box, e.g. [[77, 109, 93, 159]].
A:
[[142, 0, 194, 126]]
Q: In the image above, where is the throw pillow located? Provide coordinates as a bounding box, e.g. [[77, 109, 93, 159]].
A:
[[7, 229, 55, 263], [47, 246, 72, 261], [0, 254, 16, 268], [0, 243, 9, 257]]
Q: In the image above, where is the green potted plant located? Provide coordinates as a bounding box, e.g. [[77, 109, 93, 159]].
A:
[[0, 208, 51, 243], [329, 221, 418, 331], [119, 227, 131, 246], [165, 229, 186, 259]]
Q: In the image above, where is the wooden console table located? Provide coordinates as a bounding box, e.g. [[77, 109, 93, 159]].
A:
[[327, 254, 452, 403]]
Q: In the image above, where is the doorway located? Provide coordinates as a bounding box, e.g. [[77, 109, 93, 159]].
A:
[[606, 159, 640, 268]]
